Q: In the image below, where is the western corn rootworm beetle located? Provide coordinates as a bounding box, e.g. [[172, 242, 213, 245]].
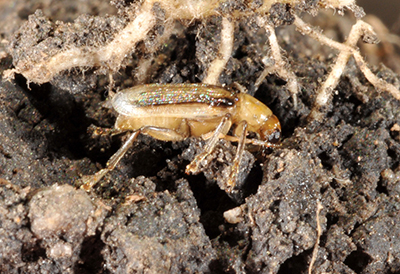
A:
[[81, 83, 281, 191]]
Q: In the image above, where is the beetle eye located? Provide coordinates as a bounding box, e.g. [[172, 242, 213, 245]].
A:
[[268, 128, 281, 144], [259, 115, 281, 144]]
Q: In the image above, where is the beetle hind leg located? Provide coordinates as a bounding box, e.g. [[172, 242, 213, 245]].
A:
[[81, 124, 190, 191], [81, 130, 140, 191]]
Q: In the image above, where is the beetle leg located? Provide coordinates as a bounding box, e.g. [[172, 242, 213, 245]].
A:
[[81, 122, 191, 190], [140, 122, 190, 141], [81, 130, 140, 191], [221, 135, 280, 148], [87, 124, 128, 137], [242, 138, 281, 148], [227, 120, 248, 189], [186, 113, 232, 174]]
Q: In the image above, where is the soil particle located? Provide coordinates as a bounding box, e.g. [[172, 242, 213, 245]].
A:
[[244, 149, 323, 273], [101, 177, 216, 273], [28, 184, 106, 272]]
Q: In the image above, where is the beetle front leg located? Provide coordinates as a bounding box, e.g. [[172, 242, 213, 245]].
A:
[[81, 130, 140, 191], [186, 114, 232, 175]]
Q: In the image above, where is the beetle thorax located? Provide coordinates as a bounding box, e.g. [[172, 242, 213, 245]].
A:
[[236, 93, 274, 132]]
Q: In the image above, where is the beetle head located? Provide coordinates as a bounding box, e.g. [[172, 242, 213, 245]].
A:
[[259, 114, 281, 145]]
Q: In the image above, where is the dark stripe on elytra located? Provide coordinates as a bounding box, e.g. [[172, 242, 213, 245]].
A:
[[134, 97, 236, 107]]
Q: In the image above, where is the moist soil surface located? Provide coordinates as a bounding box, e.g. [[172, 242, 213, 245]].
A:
[[1, 1, 400, 273]]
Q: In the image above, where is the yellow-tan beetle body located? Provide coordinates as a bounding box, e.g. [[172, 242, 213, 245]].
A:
[[82, 83, 281, 191], [113, 83, 280, 142]]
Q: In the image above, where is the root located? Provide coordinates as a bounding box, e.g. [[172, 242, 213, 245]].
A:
[[5, 0, 398, 120], [293, 15, 400, 119], [308, 201, 323, 274], [6, 6, 156, 84], [134, 21, 176, 84], [203, 17, 234, 85], [256, 19, 299, 108]]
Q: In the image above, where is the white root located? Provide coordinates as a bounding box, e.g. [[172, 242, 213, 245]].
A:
[[255, 19, 299, 108], [308, 201, 323, 274], [6, 6, 156, 84], [203, 17, 235, 85], [293, 15, 400, 119], [4, 0, 398, 116]]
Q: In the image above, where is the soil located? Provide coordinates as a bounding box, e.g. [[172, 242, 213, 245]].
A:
[[1, 0, 400, 273]]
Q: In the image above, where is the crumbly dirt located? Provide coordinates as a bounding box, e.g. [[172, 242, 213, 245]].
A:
[[1, 0, 400, 273]]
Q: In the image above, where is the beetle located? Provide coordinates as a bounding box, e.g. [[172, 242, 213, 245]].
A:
[[81, 83, 281, 191]]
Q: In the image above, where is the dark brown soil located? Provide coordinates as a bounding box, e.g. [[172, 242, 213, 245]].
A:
[[1, 1, 400, 273]]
